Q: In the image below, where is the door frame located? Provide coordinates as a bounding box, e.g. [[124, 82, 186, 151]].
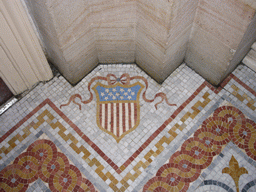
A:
[[0, 0, 52, 95]]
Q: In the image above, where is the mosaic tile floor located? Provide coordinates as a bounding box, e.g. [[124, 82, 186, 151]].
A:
[[0, 63, 256, 192]]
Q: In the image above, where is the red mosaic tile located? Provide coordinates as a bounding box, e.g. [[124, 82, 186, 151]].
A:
[[143, 105, 256, 191], [0, 139, 96, 192], [1, 71, 253, 192]]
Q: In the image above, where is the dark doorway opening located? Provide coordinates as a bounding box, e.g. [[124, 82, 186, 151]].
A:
[[0, 77, 13, 106]]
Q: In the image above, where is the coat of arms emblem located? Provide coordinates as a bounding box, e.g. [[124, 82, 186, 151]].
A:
[[61, 73, 176, 142]]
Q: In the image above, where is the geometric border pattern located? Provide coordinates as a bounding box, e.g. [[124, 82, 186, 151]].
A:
[[143, 106, 256, 191], [0, 139, 96, 191], [0, 66, 255, 191]]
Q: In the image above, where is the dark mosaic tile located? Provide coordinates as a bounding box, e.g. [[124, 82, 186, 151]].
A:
[[219, 153, 224, 158], [199, 180, 235, 192], [201, 172, 207, 179], [35, 130, 43, 138]]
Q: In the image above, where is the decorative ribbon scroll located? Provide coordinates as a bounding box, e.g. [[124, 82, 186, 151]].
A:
[[60, 73, 176, 110], [61, 73, 176, 142]]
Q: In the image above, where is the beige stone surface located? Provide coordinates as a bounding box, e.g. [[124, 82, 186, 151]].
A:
[[252, 42, 256, 51], [226, 13, 256, 78], [186, 0, 255, 85], [195, 0, 255, 49], [24, 0, 256, 85], [186, 24, 234, 85], [164, 25, 192, 70], [163, 0, 199, 69], [95, 22, 136, 63], [248, 49, 256, 60], [243, 49, 256, 71], [92, 0, 136, 63], [238, 0, 256, 9], [25, 0, 98, 84], [135, 0, 197, 83]]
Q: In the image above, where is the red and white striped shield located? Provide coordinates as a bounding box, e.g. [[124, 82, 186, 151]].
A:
[[93, 82, 144, 142], [61, 73, 176, 142]]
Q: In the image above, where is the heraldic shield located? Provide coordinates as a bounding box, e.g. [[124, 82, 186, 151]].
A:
[[93, 82, 144, 142], [60, 73, 176, 143]]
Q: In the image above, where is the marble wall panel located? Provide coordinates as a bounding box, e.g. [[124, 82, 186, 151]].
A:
[[24, 0, 256, 85], [186, 0, 255, 85], [25, 0, 68, 76], [95, 22, 136, 63], [136, 0, 197, 83], [195, 0, 255, 49], [164, 25, 192, 72], [162, 0, 199, 77], [186, 25, 234, 85], [25, 0, 98, 84], [92, 0, 136, 63]]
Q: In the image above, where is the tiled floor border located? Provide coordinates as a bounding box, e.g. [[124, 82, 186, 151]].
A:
[[228, 74, 256, 97], [188, 141, 256, 192], [143, 105, 256, 191], [131, 96, 226, 192], [0, 139, 97, 191], [1, 73, 253, 176]]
